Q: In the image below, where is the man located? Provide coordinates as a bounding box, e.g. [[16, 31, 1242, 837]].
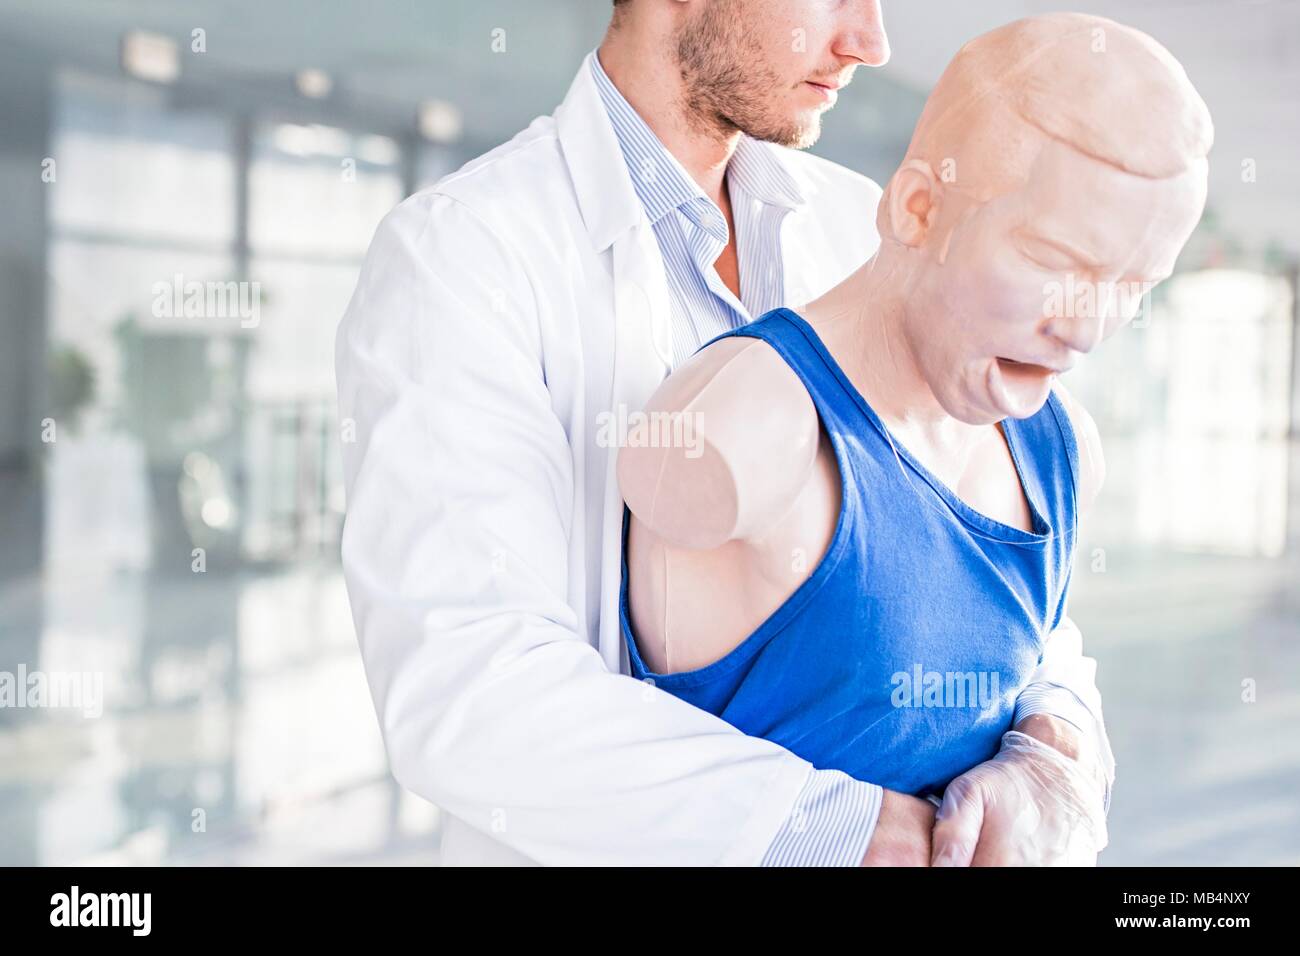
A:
[[336, 0, 1114, 866]]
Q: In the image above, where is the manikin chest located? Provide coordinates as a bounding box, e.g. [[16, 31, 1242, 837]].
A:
[[625, 420, 1035, 676]]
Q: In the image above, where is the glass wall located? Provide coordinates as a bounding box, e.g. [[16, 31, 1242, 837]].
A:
[[11, 68, 434, 866]]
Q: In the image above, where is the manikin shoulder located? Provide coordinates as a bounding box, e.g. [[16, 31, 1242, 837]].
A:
[[1051, 382, 1105, 513], [616, 335, 820, 550]]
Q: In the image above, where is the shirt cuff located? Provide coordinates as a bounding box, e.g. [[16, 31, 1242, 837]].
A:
[[760, 769, 883, 867], [1014, 683, 1114, 815], [1014, 683, 1094, 736]]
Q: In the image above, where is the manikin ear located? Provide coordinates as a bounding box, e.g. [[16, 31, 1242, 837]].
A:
[[886, 159, 942, 248]]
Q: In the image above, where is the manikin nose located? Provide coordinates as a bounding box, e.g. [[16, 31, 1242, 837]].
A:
[[1045, 309, 1107, 355]]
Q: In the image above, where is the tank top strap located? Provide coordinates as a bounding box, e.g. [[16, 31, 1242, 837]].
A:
[[703, 308, 866, 437], [1001, 390, 1080, 630], [1003, 390, 1080, 543]]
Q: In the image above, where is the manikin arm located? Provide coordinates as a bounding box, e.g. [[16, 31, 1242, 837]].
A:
[[618, 335, 821, 551]]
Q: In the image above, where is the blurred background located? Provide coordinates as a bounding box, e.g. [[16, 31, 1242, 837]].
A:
[[0, 0, 1296, 866]]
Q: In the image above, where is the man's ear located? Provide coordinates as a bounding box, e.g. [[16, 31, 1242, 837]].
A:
[[886, 159, 942, 248]]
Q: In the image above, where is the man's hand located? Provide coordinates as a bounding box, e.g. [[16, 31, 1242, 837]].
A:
[[930, 718, 1108, 866], [861, 789, 937, 866]]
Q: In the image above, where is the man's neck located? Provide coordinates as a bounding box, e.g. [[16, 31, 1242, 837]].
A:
[[597, 32, 739, 207]]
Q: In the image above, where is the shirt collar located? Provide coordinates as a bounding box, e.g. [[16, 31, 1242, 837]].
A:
[[729, 136, 805, 211], [590, 51, 805, 226]]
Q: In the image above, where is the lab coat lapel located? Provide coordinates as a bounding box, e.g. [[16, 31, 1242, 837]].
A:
[[554, 51, 674, 394], [556, 53, 674, 672], [600, 225, 672, 671], [610, 222, 673, 398]]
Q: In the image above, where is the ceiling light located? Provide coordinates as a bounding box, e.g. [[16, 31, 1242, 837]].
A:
[[418, 100, 463, 144], [121, 30, 179, 84], [295, 68, 333, 99]]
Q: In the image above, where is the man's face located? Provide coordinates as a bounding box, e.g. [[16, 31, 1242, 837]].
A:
[[906, 139, 1209, 424], [674, 0, 889, 148]]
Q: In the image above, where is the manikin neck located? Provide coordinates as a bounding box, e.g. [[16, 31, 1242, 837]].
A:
[[811, 256, 987, 456]]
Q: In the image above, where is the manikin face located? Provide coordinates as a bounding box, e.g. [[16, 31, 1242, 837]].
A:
[[904, 138, 1209, 424], [674, 0, 890, 148]]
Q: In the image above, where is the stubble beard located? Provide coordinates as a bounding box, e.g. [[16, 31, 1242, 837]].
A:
[[673, 0, 822, 149]]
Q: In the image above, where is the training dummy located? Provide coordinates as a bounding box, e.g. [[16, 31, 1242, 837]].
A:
[[617, 13, 1212, 864]]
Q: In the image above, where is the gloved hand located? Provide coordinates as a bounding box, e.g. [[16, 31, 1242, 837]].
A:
[[930, 729, 1108, 866]]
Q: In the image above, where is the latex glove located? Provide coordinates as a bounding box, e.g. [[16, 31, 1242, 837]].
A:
[[931, 729, 1108, 866]]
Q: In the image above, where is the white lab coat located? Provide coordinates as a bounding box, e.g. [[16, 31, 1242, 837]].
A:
[[336, 53, 1113, 866]]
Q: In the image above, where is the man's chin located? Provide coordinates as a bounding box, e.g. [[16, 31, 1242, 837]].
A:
[[766, 118, 823, 150], [738, 111, 823, 150]]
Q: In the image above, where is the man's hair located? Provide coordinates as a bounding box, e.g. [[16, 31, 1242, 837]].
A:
[[907, 13, 1214, 187]]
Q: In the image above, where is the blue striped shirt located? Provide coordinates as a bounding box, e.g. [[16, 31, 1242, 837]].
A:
[[592, 51, 1105, 865], [592, 51, 801, 367]]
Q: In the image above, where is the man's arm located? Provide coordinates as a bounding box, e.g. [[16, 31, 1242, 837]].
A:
[[337, 192, 861, 865], [1013, 617, 1115, 810]]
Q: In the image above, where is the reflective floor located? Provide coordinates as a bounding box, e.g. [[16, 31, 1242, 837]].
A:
[[0, 461, 441, 865], [1070, 547, 1300, 865], [1, 441, 1298, 866]]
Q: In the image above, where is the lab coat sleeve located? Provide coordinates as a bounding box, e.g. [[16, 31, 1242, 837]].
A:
[[335, 193, 817, 865], [1014, 616, 1116, 811]]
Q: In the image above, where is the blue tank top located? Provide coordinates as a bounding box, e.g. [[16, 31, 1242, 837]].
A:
[[620, 308, 1079, 797]]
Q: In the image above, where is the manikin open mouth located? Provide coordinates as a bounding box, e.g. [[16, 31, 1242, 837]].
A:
[[988, 357, 1062, 419], [996, 357, 1060, 378]]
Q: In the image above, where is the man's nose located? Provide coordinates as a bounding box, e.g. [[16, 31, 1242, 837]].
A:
[[834, 0, 891, 67]]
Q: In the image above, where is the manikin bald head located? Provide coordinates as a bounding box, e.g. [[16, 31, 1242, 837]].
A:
[[895, 13, 1213, 201], [875, 13, 1214, 425]]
